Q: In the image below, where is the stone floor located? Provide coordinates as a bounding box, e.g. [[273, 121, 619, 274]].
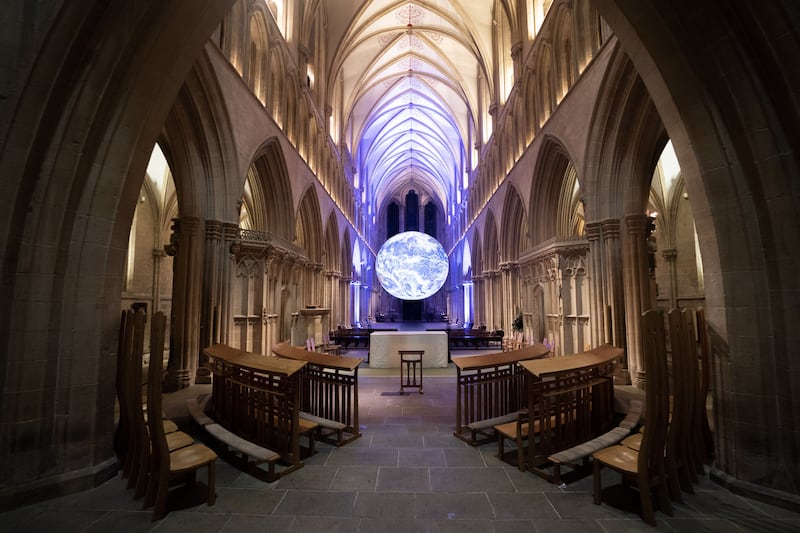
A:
[[3, 373, 800, 532]]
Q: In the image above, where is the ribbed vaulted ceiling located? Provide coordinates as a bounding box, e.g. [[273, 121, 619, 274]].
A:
[[327, 1, 498, 224]]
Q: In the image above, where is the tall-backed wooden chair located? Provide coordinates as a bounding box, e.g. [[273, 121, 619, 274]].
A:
[[123, 309, 193, 499], [695, 308, 714, 466], [144, 311, 217, 521], [665, 308, 698, 500], [125, 309, 149, 490], [116, 310, 135, 478], [592, 309, 672, 526]]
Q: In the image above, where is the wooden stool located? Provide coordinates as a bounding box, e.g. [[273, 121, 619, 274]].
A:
[[399, 350, 424, 394]]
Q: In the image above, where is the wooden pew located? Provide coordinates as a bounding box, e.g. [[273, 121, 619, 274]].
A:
[[271, 341, 362, 446], [495, 344, 623, 479], [452, 344, 551, 445], [330, 327, 397, 348], [431, 328, 505, 349], [203, 344, 313, 481]]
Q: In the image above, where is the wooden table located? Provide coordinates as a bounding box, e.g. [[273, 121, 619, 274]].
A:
[[369, 331, 448, 368]]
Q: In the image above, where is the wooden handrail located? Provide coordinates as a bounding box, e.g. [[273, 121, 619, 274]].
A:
[[452, 343, 551, 371], [204, 343, 307, 376], [271, 341, 361, 371], [519, 344, 623, 379]]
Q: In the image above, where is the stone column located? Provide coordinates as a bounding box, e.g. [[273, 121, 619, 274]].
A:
[[323, 270, 335, 314], [662, 248, 678, 308], [602, 219, 629, 384], [332, 274, 340, 327], [221, 223, 240, 343], [196, 220, 223, 384], [500, 262, 511, 334], [265, 250, 280, 322], [164, 216, 204, 390], [511, 42, 523, 87], [265, 313, 279, 355], [601, 220, 625, 346], [463, 280, 474, 328], [623, 214, 652, 388], [585, 222, 607, 345], [484, 271, 494, 330], [312, 262, 324, 306], [340, 276, 352, 327], [472, 275, 483, 328], [287, 259, 304, 339], [151, 248, 166, 316]]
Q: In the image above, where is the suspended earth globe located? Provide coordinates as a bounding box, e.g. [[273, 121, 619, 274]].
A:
[[376, 231, 449, 300]]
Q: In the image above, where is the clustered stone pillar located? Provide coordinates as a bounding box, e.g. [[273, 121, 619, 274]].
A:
[[196, 220, 221, 384], [164, 216, 204, 390], [264, 313, 279, 355], [601, 219, 629, 384], [500, 261, 519, 336], [585, 222, 607, 345], [472, 274, 483, 328], [661, 248, 678, 309], [622, 213, 653, 388], [339, 275, 351, 327], [483, 270, 497, 330]]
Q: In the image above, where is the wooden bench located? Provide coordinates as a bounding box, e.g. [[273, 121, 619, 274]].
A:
[[272, 341, 361, 446], [186, 395, 215, 427], [203, 343, 312, 481], [205, 422, 282, 481], [452, 344, 551, 445], [547, 399, 643, 485], [186, 392, 318, 478], [500, 344, 624, 479]]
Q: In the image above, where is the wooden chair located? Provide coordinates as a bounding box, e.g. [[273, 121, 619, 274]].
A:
[[120, 309, 194, 499], [665, 308, 698, 500], [124, 309, 150, 491], [144, 311, 217, 521], [116, 309, 135, 478], [695, 308, 714, 466], [592, 309, 672, 526]]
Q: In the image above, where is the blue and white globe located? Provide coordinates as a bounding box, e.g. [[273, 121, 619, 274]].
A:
[[376, 231, 449, 300]]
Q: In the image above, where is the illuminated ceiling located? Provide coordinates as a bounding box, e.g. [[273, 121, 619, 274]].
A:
[[326, 1, 499, 221]]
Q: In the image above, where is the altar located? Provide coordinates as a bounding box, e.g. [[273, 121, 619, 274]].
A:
[[368, 331, 449, 368]]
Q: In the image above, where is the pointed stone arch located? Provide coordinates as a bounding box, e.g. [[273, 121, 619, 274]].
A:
[[245, 139, 294, 240], [529, 136, 574, 245], [268, 47, 286, 126], [161, 54, 241, 221], [551, 3, 577, 101], [500, 185, 529, 261], [295, 186, 323, 264], [471, 229, 483, 278], [340, 230, 353, 281], [245, 8, 270, 104], [534, 41, 556, 128], [483, 210, 500, 271], [323, 212, 341, 274], [470, 229, 484, 327], [555, 163, 584, 240], [582, 43, 667, 221]]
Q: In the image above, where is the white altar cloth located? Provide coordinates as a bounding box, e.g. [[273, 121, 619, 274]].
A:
[[368, 331, 449, 368]]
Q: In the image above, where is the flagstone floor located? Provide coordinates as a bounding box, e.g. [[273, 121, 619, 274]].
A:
[[3, 372, 799, 532]]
